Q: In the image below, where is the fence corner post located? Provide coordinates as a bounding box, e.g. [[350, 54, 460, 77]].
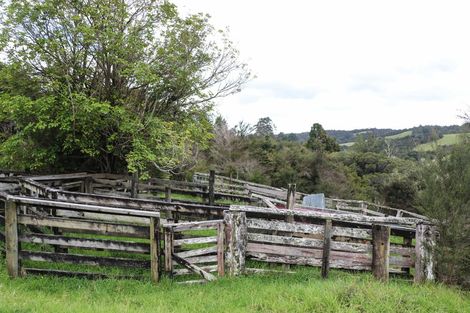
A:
[[5, 199, 19, 278], [216, 222, 225, 277], [223, 210, 247, 276], [286, 183, 296, 210], [321, 219, 332, 278], [372, 224, 390, 282], [150, 216, 160, 283], [414, 223, 437, 283]]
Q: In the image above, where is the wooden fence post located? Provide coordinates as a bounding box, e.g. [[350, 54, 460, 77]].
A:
[[223, 210, 247, 276], [130, 171, 139, 198], [165, 187, 174, 222], [84, 177, 93, 194], [5, 199, 19, 278], [360, 201, 368, 215], [415, 223, 437, 283], [165, 187, 172, 203], [150, 217, 160, 283], [286, 183, 296, 210], [164, 226, 174, 276], [372, 224, 390, 282], [217, 222, 225, 277], [208, 170, 215, 206], [321, 219, 332, 278]]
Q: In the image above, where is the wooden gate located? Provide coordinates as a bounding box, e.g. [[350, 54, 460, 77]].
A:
[[163, 220, 225, 283], [3, 195, 161, 282]]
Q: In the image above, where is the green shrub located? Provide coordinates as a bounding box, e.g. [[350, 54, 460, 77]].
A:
[[419, 140, 470, 288]]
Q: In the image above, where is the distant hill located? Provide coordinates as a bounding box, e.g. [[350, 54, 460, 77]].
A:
[[278, 125, 466, 156], [282, 125, 463, 144]]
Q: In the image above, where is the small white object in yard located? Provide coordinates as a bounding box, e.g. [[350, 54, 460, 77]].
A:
[[302, 193, 325, 209]]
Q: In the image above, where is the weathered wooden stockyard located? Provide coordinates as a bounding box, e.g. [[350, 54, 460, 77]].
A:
[[0, 171, 436, 284]]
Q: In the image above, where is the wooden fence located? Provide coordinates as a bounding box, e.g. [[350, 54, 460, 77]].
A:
[[23, 172, 255, 205], [6, 171, 425, 220], [19, 178, 227, 222], [325, 198, 428, 220], [0, 173, 438, 284], [224, 206, 436, 283], [193, 172, 305, 201], [193, 172, 424, 219], [2, 194, 161, 282]]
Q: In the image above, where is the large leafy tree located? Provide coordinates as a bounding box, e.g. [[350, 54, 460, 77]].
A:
[[0, 0, 250, 175]]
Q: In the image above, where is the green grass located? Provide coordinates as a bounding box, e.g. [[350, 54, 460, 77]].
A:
[[414, 133, 470, 152], [1, 260, 469, 313], [385, 130, 412, 140]]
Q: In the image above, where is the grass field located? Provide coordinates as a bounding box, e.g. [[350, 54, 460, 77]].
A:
[[414, 133, 469, 152], [385, 130, 412, 140], [1, 260, 469, 313]]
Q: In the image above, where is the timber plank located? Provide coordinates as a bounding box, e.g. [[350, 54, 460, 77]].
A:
[[173, 255, 217, 265], [174, 236, 217, 247], [53, 191, 226, 217], [247, 218, 324, 235], [390, 255, 414, 267], [55, 209, 149, 225], [165, 220, 223, 232], [20, 251, 150, 268], [174, 265, 218, 276], [175, 246, 217, 258], [249, 252, 371, 270], [247, 242, 323, 258], [172, 254, 216, 281], [247, 218, 372, 240], [246, 243, 371, 263], [247, 233, 371, 253], [390, 245, 414, 256], [19, 233, 150, 253], [7, 195, 160, 219], [18, 214, 149, 238]]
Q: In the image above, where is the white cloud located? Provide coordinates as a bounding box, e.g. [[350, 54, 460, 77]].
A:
[[173, 0, 470, 132]]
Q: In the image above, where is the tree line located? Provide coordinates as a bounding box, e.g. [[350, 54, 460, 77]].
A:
[[197, 116, 470, 288]]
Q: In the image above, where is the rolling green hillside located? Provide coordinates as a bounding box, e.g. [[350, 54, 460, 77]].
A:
[[385, 130, 412, 140], [283, 125, 467, 156], [414, 133, 470, 152], [284, 125, 462, 144]]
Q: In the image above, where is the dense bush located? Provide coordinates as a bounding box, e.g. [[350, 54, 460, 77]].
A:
[[419, 140, 470, 288]]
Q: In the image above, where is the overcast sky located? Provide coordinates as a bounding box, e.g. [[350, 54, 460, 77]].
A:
[[173, 0, 470, 133]]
